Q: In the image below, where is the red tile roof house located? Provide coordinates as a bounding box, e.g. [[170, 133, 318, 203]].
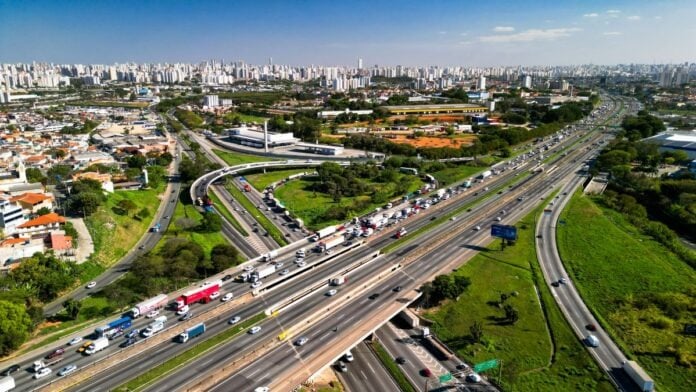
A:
[[10, 192, 54, 214], [15, 212, 66, 236]]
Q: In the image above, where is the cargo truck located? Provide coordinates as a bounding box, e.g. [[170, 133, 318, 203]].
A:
[[623, 361, 654, 391], [262, 250, 278, 262], [0, 376, 15, 392], [250, 265, 277, 281], [315, 226, 337, 239], [177, 323, 206, 343], [85, 337, 109, 355], [95, 316, 132, 338], [329, 277, 346, 286], [175, 281, 221, 310], [33, 356, 63, 372], [317, 236, 345, 252], [478, 170, 492, 180], [128, 294, 168, 318]]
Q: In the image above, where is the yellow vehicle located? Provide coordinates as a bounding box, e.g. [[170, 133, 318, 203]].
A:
[[77, 341, 93, 353]]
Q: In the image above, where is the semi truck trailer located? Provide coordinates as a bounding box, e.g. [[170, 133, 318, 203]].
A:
[[128, 294, 168, 318], [317, 236, 345, 252], [478, 170, 492, 180], [250, 265, 277, 282], [315, 226, 337, 239], [95, 316, 132, 338], [175, 281, 221, 310], [262, 250, 278, 262], [0, 376, 15, 392], [623, 361, 654, 391]]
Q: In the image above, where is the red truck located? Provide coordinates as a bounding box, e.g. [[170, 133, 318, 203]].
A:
[[175, 281, 221, 310]]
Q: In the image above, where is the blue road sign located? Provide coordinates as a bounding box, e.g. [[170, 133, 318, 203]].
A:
[[491, 224, 518, 241]]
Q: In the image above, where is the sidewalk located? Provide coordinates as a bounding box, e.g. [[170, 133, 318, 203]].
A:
[[67, 217, 93, 264]]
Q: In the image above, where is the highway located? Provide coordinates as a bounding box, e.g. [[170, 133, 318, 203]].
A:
[[535, 177, 640, 391], [336, 341, 400, 392], [10, 96, 627, 391]]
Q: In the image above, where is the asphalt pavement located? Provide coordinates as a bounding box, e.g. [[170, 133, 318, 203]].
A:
[[336, 341, 400, 392]]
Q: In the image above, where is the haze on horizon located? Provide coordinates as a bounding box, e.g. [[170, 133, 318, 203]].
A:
[[1, 0, 694, 66]]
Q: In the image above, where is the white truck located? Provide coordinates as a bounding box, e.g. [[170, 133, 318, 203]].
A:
[[262, 250, 278, 262], [0, 376, 15, 392], [251, 265, 277, 281], [317, 236, 345, 252], [436, 189, 446, 198], [85, 337, 109, 355], [329, 277, 346, 286], [128, 293, 168, 318], [316, 226, 337, 239], [142, 322, 164, 337], [478, 170, 492, 180], [623, 361, 654, 391]]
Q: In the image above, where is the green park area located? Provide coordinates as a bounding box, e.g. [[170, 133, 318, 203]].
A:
[[213, 149, 271, 166], [159, 202, 230, 256], [557, 192, 696, 392], [425, 199, 612, 392], [273, 163, 423, 230]]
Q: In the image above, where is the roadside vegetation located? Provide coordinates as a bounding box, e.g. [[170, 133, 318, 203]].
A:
[[213, 149, 270, 166], [274, 162, 423, 230], [557, 192, 696, 392], [370, 341, 417, 392], [225, 183, 288, 246], [206, 189, 248, 235], [424, 198, 612, 391], [245, 168, 314, 191]]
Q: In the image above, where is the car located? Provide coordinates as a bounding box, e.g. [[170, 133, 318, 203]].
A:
[[559, 277, 567, 284], [221, 292, 234, 302], [170, 199, 175, 203], [393, 286, 403, 292], [248, 326, 262, 334], [368, 293, 380, 300], [179, 312, 193, 321], [109, 330, 124, 340], [222, 274, 233, 282], [450, 216, 457, 221], [228, 316, 241, 325], [243, 265, 255, 272], [422, 368, 433, 377], [325, 250, 332, 255], [495, 216, 502, 221], [175, 306, 188, 316], [254, 388, 270, 392], [125, 329, 140, 339], [68, 336, 83, 346], [147, 309, 161, 318], [2, 364, 20, 376], [209, 291, 220, 300], [297, 261, 306, 267], [337, 362, 348, 372], [586, 323, 597, 331], [34, 367, 52, 379], [474, 226, 481, 231], [295, 337, 309, 346], [396, 357, 407, 365], [164, 215, 169, 219], [120, 338, 136, 348], [58, 364, 78, 377], [551, 281, 560, 287], [251, 281, 262, 289], [86, 281, 97, 289], [326, 289, 337, 296], [274, 262, 284, 269], [77, 341, 93, 353], [466, 373, 482, 383], [279, 269, 290, 276], [456, 363, 469, 370], [344, 351, 354, 362]]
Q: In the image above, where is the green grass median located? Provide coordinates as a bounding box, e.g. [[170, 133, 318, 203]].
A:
[[370, 340, 416, 392], [225, 183, 288, 246], [115, 313, 267, 392], [207, 188, 248, 235]]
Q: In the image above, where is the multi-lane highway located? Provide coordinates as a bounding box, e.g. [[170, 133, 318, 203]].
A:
[[337, 341, 401, 392]]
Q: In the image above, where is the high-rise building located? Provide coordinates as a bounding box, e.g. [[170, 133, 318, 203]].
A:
[[203, 95, 219, 108], [523, 75, 532, 89], [358, 58, 363, 70], [478, 75, 486, 91]]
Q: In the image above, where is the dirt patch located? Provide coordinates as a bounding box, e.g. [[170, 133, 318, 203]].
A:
[[304, 365, 344, 391], [390, 135, 476, 148]]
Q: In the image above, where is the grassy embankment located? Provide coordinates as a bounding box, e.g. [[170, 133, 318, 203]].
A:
[[557, 191, 696, 392], [425, 195, 613, 391], [225, 184, 288, 246], [213, 149, 271, 166]]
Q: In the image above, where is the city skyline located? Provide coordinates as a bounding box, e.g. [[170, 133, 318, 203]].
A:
[[1, 0, 695, 66]]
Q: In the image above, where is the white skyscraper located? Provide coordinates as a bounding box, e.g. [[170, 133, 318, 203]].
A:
[[358, 58, 363, 70], [523, 75, 532, 89], [203, 95, 219, 108], [478, 75, 486, 91]]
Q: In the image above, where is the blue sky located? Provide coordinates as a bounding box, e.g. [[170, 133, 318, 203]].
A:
[[0, 0, 694, 66]]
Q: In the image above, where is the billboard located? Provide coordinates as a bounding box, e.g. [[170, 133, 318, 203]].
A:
[[491, 224, 518, 241]]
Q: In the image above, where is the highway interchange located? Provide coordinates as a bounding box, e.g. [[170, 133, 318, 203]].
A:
[[1, 95, 641, 392]]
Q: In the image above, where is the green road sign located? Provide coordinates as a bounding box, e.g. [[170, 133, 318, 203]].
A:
[[473, 359, 499, 373], [439, 373, 452, 383]]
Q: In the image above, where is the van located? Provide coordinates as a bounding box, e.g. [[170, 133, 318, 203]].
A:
[[154, 315, 167, 325], [586, 335, 600, 347]]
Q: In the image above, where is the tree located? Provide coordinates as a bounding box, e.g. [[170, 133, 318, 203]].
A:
[[36, 207, 52, 216], [127, 154, 147, 169], [470, 321, 484, 343], [198, 212, 222, 233], [504, 304, 519, 324], [129, 92, 137, 101], [63, 298, 82, 320], [0, 300, 33, 355], [210, 244, 240, 272], [26, 167, 47, 183], [117, 199, 138, 216], [136, 208, 151, 219], [175, 217, 197, 232]]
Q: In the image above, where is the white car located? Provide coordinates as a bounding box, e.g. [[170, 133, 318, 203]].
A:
[[243, 265, 255, 272], [297, 261, 306, 267], [326, 289, 337, 297], [221, 293, 233, 302], [495, 217, 502, 222], [86, 281, 97, 289], [474, 226, 481, 231], [146, 310, 160, 318], [274, 262, 284, 269], [58, 364, 78, 377], [295, 336, 308, 346], [228, 316, 241, 324], [251, 281, 262, 289], [254, 387, 270, 392], [68, 336, 83, 346], [248, 326, 262, 334], [209, 291, 220, 300], [344, 351, 354, 362], [175, 306, 189, 316], [279, 269, 290, 276], [34, 367, 52, 379]]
